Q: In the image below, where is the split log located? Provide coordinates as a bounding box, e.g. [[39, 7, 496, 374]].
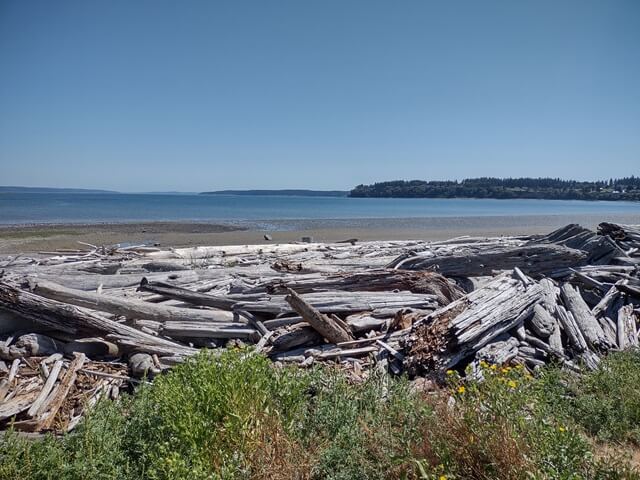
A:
[[404, 272, 542, 374], [27, 360, 63, 418], [37, 353, 86, 430], [284, 288, 353, 344], [0, 388, 40, 421]]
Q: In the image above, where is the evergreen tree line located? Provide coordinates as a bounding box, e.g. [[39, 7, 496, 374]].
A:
[[349, 176, 640, 201]]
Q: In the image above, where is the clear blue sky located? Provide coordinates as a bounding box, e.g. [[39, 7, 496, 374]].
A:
[[1, 1, 638, 192]]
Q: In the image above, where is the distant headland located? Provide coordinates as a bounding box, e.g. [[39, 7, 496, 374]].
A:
[[0, 186, 117, 194], [349, 177, 640, 201], [201, 189, 348, 197]]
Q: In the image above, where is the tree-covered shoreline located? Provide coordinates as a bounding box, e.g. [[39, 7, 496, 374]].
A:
[[350, 177, 640, 201]]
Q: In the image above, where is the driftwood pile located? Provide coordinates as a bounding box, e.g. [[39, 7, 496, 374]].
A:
[[1, 222, 639, 433]]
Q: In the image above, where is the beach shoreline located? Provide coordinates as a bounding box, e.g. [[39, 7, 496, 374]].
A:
[[1, 212, 639, 254]]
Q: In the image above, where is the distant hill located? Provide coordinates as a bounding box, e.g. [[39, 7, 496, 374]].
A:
[[349, 177, 640, 201], [0, 186, 118, 194], [201, 189, 349, 197]]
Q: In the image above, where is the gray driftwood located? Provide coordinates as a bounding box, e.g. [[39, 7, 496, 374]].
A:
[[284, 288, 353, 344]]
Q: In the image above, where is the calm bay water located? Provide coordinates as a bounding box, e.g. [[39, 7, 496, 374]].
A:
[[1, 193, 639, 228]]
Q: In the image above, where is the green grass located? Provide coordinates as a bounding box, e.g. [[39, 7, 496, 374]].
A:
[[2, 350, 640, 479]]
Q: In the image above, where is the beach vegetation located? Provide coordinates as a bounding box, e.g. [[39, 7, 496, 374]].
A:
[[1, 349, 640, 479]]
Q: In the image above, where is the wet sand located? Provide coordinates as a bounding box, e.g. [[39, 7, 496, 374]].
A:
[[1, 213, 638, 254]]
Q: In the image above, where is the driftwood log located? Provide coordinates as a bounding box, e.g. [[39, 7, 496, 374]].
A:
[[29, 278, 236, 324], [284, 288, 353, 344], [0, 280, 195, 357], [404, 272, 542, 374], [391, 244, 587, 277]]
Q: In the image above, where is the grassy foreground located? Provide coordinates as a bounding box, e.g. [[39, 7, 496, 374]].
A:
[[2, 350, 640, 480]]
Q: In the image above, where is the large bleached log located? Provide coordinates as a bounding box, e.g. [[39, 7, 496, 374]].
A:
[[0, 280, 195, 357], [264, 269, 464, 305], [33, 270, 201, 291], [140, 278, 438, 315], [404, 272, 542, 373], [393, 245, 587, 277], [284, 288, 353, 344], [560, 284, 612, 350], [29, 278, 236, 323], [233, 291, 438, 315]]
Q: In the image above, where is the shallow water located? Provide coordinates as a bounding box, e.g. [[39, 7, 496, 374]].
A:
[[1, 192, 639, 227]]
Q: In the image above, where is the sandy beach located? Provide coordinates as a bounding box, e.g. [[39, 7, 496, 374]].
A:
[[1, 212, 638, 254]]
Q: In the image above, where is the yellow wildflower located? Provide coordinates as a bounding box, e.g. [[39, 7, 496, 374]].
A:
[[501, 368, 509, 374], [490, 364, 497, 371], [446, 370, 455, 376], [439, 476, 447, 480], [508, 380, 517, 389], [559, 426, 566, 432], [457, 385, 465, 394], [479, 360, 489, 368]]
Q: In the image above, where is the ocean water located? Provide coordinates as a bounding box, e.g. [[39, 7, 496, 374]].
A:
[[0, 193, 639, 227]]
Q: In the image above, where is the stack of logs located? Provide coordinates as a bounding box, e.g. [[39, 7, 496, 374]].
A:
[[1, 222, 639, 433]]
